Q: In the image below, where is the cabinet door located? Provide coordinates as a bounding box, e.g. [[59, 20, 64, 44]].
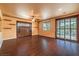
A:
[[17, 22, 32, 37]]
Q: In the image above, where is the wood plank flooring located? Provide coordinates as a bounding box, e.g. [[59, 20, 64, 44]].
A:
[[0, 35, 79, 56]]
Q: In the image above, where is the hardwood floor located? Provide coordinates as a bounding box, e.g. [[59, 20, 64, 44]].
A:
[[0, 35, 79, 56]]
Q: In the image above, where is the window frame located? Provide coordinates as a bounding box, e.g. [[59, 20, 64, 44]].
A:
[[42, 21, 51, 31], [56, 16, 77, 41]]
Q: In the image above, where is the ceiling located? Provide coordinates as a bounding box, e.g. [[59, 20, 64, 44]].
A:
[[0, 3, 79, 19]]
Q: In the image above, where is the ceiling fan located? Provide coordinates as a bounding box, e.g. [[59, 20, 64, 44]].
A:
[[29, 10, 40, 22]]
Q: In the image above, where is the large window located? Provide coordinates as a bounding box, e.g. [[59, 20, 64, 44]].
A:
[[70, 17, 77, 40], [57, 17, 77, 41], [42, 22, 50, 31]]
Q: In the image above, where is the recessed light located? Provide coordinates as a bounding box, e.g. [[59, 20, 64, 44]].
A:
[[58, 8, 62, 11]]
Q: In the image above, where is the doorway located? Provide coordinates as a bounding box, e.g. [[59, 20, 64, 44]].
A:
[[16, 21, 32, 38], [56, 17, 77, 41]]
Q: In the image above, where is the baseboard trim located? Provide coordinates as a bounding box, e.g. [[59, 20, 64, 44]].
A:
[[38, 35, 56, 39], [17, 35, 32, 38], [56, 38, 77, 43], [38, 35, 78, 43]]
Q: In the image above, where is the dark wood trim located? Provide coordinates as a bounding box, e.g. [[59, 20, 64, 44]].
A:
[[16, 21, 32, 38], [77, 15, 79, 43], [55, 18, 57, 39], [56, 15, 78, 20], [17, 21, 32, 24], [38, 35, 56, 39], [16, 35, 32, 38], [3, 19, 12, 21], [39, 12, 79, 22], [38, 35, 77, 43], [56, 37, 77, 43], [9, 24, 16, 25], [56, 15, 78, 42], [3, 28, 11, 29], [39, 19, 51, 22]]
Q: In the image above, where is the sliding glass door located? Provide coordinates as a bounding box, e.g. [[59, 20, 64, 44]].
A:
[[64, 18, 71, 40], [57, 17, 77, 41], [70, 17, 77, 40]]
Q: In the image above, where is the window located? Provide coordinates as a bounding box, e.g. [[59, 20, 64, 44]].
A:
[[70, 17, 77, 40], [57, 17, 77, 41], [57, 20, 65, 38], [17, 23, 31, 27], [64, 18, 71, 39], [42, 22, 50, 31]]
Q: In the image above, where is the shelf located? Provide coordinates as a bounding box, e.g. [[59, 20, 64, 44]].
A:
[[9, 24, 15, 25], [3, 19, 11, 21], [3, 28, 11, 29]]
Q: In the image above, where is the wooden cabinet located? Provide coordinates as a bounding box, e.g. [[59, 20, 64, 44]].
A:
[[17, 22, 32, 38]]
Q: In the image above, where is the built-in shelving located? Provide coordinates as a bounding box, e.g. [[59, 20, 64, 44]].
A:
[[3, 19, 11, 21], [3, 28, 11, 29]]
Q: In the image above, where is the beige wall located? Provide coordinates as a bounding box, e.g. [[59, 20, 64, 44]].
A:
[[39, 18, 56, 38], [2, 16, 32, 40], [0, 17, 1, 32], [1, 15, 56, 40], [1, 13, 56, 40], [0, 19, 1, 32], [32, 19, 39, 35], [0, 10, 2, 32]]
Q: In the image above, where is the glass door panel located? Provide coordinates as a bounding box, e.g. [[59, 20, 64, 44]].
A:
[[60, 29, 64, 38], [65, 18, 70, 28], [70, 17, 77, 41], [60, 20, 64, 28], [59, 29, 62, 38], [64, 18, 70, 40], [71, 29, 77, 40], [65, 29, 70, 39], [71, 18, 77, 29], [56, 17, 77, 41], [59, 20, 64, 38], [57, 20, 60, 38]]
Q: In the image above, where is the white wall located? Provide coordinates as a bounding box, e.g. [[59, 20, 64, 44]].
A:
[[0, 32, 3, 48]]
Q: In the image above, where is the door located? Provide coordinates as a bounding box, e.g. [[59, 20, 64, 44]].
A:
[[56, 17, 77, 41], [17, 22, 32, 38]]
